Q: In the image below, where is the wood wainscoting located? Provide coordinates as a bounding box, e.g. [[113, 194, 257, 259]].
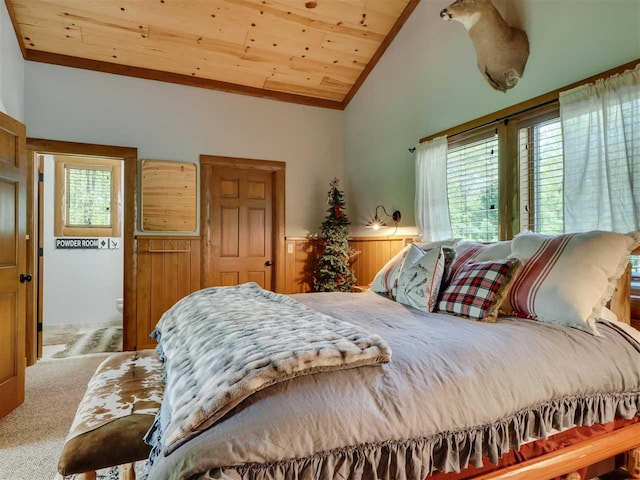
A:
[[136, 236, 201, 350], [284, 236, 412, 294]]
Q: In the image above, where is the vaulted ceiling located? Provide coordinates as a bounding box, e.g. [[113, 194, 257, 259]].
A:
[[7, 0, 420, 109]]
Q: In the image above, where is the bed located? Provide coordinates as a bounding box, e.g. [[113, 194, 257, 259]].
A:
[[144, 257, 640, 480]]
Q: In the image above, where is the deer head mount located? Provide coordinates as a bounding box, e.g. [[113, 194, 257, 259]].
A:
[[441, 0, 529, 92]]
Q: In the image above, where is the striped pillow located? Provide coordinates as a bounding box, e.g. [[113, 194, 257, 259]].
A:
[[438, 259, 522, 322], [446, 241, 512, 284], [503, 231, 640, 334]]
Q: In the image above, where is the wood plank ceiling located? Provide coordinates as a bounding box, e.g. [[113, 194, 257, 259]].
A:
[[7, 0, 420, 109]]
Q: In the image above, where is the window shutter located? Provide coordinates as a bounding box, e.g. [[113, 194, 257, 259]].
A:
[[446, 132, 499, 242], [518, 116, 564, 235]]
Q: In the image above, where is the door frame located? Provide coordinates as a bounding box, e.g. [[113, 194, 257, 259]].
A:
[[26, 139, 138, 359], [200, 155, 286, 293]]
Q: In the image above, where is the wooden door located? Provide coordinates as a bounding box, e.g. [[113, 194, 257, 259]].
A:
[[201, 156, 286, 292], [0, 112, 27, 419], [205, 167, 274, 289]]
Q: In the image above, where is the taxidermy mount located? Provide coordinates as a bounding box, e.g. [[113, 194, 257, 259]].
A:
[[441, 0, 529, 92]]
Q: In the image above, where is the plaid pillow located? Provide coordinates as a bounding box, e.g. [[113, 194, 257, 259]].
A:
[[438, 258, 522, 322]]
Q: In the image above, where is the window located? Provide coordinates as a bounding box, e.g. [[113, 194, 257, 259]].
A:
[[66, 167, 112, 227], [54, 156, 122, 237], [517, 108, 564, 234], [446, 130, 499, 242]]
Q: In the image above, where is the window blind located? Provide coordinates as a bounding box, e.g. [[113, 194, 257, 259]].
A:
[[66, 167, 112, 227], [631, 255, 640, 278], [518, 117, 564, 234], [446, 133, 499, 242]]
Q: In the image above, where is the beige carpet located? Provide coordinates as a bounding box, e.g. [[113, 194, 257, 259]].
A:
[[0, 354, 108, 480]]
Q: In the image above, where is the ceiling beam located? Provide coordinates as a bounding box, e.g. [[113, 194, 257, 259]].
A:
[[24, 50, 345, 110]]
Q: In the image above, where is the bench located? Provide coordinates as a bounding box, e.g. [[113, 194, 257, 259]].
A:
[[58, 350, 163, 480]]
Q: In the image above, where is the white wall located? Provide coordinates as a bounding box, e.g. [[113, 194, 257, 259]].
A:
[[42, 155, 124, 327], [24, 63, 344, 237], [344, 0, 640, 236], [0, 0, 24, 122]]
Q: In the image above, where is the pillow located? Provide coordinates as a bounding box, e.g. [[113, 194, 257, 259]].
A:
[[438, 258, 522, 322], [396, 246, 446, 312], [447, 241, 512, 283], [369, 245, 411, 298], [503, 230, 640, 334], [599, 306, 619, 323], [414, 238, 461, 251], [370, 239, 458, 298]]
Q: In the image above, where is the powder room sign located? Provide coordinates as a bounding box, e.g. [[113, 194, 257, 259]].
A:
[[55, 238, 119, 249]]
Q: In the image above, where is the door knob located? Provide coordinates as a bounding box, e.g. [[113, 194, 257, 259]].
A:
[[20, 273, 33, 283], [265, 260, 273, 267]]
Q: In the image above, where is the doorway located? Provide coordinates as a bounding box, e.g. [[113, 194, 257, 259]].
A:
[[26, 140, 137, 363], [200, 156, 286, 293], [41, 154, 124, 358]]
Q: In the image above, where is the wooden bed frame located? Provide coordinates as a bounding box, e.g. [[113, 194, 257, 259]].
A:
[[470, 261, 640, 480]]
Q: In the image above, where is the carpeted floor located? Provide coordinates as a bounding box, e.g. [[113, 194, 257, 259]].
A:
[[0, 354, 108, 480]]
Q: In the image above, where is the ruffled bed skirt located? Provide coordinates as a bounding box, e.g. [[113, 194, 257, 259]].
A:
[[200, 392, 639, 480]]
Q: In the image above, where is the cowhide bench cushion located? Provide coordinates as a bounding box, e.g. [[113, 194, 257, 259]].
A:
[[58, 350, 163, 476]]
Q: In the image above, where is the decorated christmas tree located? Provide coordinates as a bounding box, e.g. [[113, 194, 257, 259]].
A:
[[314, 178, 357, 292]]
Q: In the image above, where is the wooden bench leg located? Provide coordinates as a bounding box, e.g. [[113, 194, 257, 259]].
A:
[[629, 446, 640, 478], [120, 462, 136, 480], [76, 472, 97, 480]]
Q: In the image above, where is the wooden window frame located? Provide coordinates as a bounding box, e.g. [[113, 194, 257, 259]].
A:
[[420, 60, 639, 241], [54, 156, 122, 237]]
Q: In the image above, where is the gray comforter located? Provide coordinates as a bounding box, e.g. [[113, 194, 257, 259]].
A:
[[147, 291, 640, 480]]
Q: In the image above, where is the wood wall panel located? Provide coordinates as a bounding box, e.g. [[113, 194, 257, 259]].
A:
[[283, 236, 411, 294], [136, 236, 201, 350], [141, 160, 197, 233]]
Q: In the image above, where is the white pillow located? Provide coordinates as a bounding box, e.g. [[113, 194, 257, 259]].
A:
[[369, 245, 413, 298], [396, 246, 446, 312], [504, 230, 640, 334]]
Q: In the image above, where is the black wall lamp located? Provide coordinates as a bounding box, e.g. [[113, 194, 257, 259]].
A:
[[366, 205, 401, 231]]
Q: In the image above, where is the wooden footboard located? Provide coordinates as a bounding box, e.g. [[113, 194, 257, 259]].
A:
[[470, 422, 640, 480]]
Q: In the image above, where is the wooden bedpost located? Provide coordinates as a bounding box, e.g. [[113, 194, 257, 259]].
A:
[[120, 463, 136, 480], [629, 447, 640, 478], [77, 472, 97, 480]]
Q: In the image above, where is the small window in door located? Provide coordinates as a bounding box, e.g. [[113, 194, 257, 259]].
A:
[[54, 156, 122, 237]]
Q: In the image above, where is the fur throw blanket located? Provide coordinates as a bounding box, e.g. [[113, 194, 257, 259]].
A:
[[150, 283, 392, 455]]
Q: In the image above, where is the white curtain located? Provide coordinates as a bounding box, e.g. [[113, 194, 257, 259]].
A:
[[414, 136, 452, 241], [560, 65, 640, 233]]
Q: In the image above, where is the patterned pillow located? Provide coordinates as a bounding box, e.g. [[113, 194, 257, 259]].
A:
[[396, 246, 446, 312], [446, 241, 512, 283], [370, 239, 457, 299], [503, 230, 640, 334], [438, 258, 522, 322]]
